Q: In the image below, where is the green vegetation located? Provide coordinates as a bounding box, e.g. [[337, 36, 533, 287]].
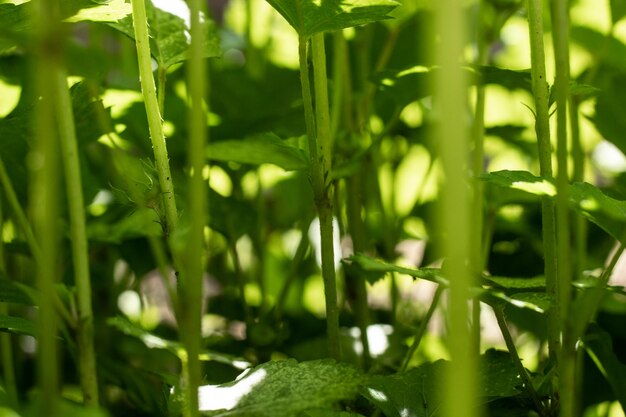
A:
[[1, 0, 626, 416]]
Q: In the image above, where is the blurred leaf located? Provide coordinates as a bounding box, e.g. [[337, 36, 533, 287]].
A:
[[373, 66, 433, 108], [302, 411, 366, 417], [571, 26, 626, 71], [109, 0, 221, 68], [107, 316, 251, 369], [611, 0, 626, 24], [0, 3, 29, 54], [590, 74, 626, 156], [0, 273, 35, 305], [206, 133, 308, 171], [0, 314, 37, 336], [265, 0, 399, 38], [477, 65, 532, 92], [583, 325, 626, 412], [208, 189, 257, 241], [199, 359, 364, 416], [482, 171, 626, 244], [87, 208, 163, 243]]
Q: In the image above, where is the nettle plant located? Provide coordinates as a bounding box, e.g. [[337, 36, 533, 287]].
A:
[[1, 0, 626, 416]]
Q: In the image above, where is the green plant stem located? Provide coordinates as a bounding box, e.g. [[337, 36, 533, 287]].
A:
[[570, 98, 586, 280], [158, 65, 166, 115], [54, 67, 99, 407], [311, 32, 341, 361], [550, 0, 575, 415], [0, 201, 17, 407], [399, 285, 443, 373], [180, 0, 208, 415], [434, 2, 476, 417], [130, 0, 178, 236], [330, 31, 347, 141], [32, 1, 62, 412], [0, 158, 41, 262], [526, 0, 560, 365], [345, 175, 371, 368], [494, 308, 546, 415]]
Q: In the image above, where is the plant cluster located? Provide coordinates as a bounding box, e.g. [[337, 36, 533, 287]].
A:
[[1, 0, 626, 416]]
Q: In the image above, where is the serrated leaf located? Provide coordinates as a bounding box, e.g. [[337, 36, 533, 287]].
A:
[[206, 133, 308, 171], [583, 325, 626, 413], [484, 276, 546, 291], [199, 359, 364, 417], [0, 314, 37, 336], [109, 0, 221, 68], [265, 0, 400, 38], [362, 351, 522, 417], [344, 254, 447, 286]]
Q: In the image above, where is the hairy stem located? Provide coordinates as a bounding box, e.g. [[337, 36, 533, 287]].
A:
[[130, 0, 178, 235]]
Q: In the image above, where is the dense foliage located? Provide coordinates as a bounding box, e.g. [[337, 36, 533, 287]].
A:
[[1, 0, 626, 416]]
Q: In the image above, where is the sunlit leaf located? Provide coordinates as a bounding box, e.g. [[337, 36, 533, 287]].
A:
[[109, 0, 221, 68], [206, 133, 308, 171], [62, 0, 132, 22], [265, 0, 400, 38], [484, 276, 546, 291], [199, 359, 364, 417]]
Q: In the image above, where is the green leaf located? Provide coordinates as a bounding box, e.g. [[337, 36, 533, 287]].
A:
[[206, 133, 309, 171], [0, 273, 35, 305], [108, 316, 251, 369], [484, 276, 546, 291], [265, 0, 400, 38], [373, 66, 433, 109], [590, 74, 626, 157], [109, 0, 221, 68], [302, 411, 366, 417], [611, 0, 626, 24], [344, 254, 447, 286], [199, 359, 364, 417], [61, 0, 132, 22], [0, 314, 37, 336], [583, 325, 626, 413], [362, 351, 522, 417], [482, 170, 626, 243], [361, 360, 446, 417], [571, 26, 626, 71]]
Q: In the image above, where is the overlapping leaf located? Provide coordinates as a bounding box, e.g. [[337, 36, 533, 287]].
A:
[[265, 0, 399, 38], [199, 359, 364, 417], [206, 133, 308, 171], [109, 0, 220, 68]]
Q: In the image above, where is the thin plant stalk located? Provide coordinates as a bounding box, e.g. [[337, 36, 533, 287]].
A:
[[494, 308, 545, 415], [0, 200, 17, 406], [32, 0, 62, 412], [399, 285, 444, 373], [130, 0, 178, 236], [550, 0, 575, 415], [54, 66, 99, 406], [434, 2, 476, 417], [345, 175, 371, 368], [526, 0, 560, 364], [312, 32, 341, 361], [180, 0, 210, 414], [298, 33, 340, 360]]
